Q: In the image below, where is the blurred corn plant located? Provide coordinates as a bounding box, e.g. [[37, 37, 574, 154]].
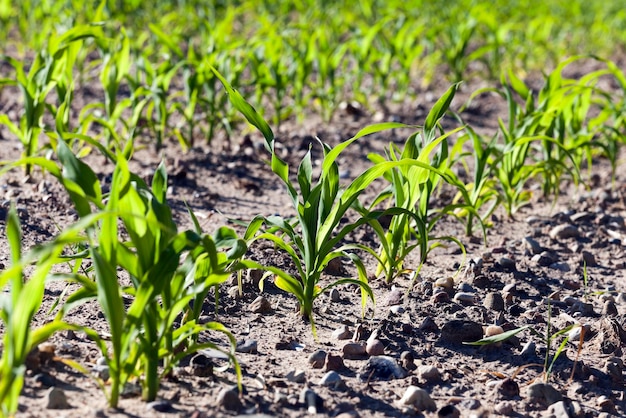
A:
[[0, 205, 101, 417], [0, 24, 102, 173]]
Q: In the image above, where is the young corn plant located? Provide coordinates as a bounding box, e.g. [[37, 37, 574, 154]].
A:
[[362, 84, 477, 283], [214, 68, 442, 334], [466, 299, 584, 383], [468, 69, 579, 216], [6, 139, 243, 406], [450, 125, 500, 237], [0, 205, 100, 416], [0, 24, 103, 174], [64, 152, 242, 405]]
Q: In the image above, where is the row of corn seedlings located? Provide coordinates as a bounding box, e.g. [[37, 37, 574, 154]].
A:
[[4, 1, 626, 144], [1, 57, 622, 412]]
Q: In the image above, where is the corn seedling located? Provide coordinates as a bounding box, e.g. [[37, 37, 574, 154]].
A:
[[363, 84, 477, 283], [451, 125, 500, 237], [0, 205, 101, 416], [214, 68, 459, 334], [467, 300, 584, 383]]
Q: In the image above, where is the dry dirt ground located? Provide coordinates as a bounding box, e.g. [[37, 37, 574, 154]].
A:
[[1, 69, 626, 418]]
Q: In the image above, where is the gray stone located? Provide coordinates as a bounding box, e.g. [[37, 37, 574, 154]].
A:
[[549, 224, 580, 240], [309, 350, 326, 369], [483, 292, 505, 311], [146, 400, 173, 412], [524, 236, 543, 254], [308, 350, 327, 368], [33, 373, 56, 388], [45, 387, 70, 409], [532, 252, 554, 266], [236, 339, 258, 354], [437, 404, 461, 418], [439, 320, 483, 345], [366, 339, 385, 356], [494, 401, 514, 415], [527, 382, 563, 405], [417, 365, 440, 382], [324, 353, 344, 372], [358, 356, 406, 381], [497, 257, 517, 270], [545, 401, 571, 418], [286, 369, 306, 383], [342, 342, 367, 359], [332, 325, 352, 340], [248, 296, 272, 313], [217, 387, 241, 412], [92, 364, 110, 382], [453, 292, 475, 305], [319, 371, 342, 387]]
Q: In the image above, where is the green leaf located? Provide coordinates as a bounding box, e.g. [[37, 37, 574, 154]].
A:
[[424, 83, 459, 133], [211, 66, 274, 149], [464, 326, 530, 345]]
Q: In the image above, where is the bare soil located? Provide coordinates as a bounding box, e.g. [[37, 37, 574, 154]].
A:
[[1, 69, 626, 418]]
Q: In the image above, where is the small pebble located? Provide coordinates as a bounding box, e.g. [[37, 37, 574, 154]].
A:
[[581, 250, 596, 266], [324, 353, 345, 371], [45, 387, 70, 409], [342, 343, 367, 359], [527, 382, 562, 405], [92, 365, 110, 382], [358, 356, 406, 381], [236, 340, 258, 354], [383, 288, 404, 306], [366, 339, 385, 356], [319, 371, 343, 387], [570, 301, 595, 317], [434, 277, 454, 293], [546, 401, 570, 418], [437, 404, 460, 418], [397, 386, 436, 411], [332, 325, 352, 340], [417, 365, 440, 382], [400, 351, 416, 371], [497, 378, 519, 398], [453, 292, 475, 305], [484, 292, 505, 311], [497, 257, 516, 271], [286, 369, 306, 383], [146, 400, 172, 412], [33, 373, 56, 388], [524, 236, 543, 254], [329, 288, 341, 302], [602, 301, 618, 316], [439, 320, 483, 345], [308, 350, 327, 368], [520, 341, 537, 358], [549, 224, 580, 240], [190, 353, 213, 377], [248, 296, 272, 313], [550, 262, 571, 272], [494, 401, 513, 415], [389, 305, 405, 315], [532, 252, 554, 266], [217, 387, 241, 412]]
